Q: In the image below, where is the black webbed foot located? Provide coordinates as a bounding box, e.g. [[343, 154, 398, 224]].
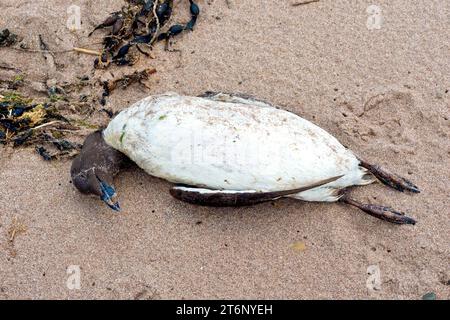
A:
[[340, 195, 416, 225], [359, 160, 420, 193]]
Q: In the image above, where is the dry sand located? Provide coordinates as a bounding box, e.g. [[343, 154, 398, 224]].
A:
[[0, 0, 449, 299]]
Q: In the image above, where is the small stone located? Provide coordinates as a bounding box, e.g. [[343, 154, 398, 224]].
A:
[[422, 292, 436, 300], [291, 241, 306, 252]]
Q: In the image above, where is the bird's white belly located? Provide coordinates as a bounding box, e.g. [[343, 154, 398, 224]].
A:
[[103, 93, 370, 201]]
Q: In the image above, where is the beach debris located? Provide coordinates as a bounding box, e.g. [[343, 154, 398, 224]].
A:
[[36, 145, 52, 161], [0, 91, 82, 159], [91, 0, 200, 68], [292, 0, 319, 6], [7, 217, 27, 243], [100, 67, 157, 105], [422, 292, 437, 300], [89, 12, 124, 37], [0, 29, 20, 47], [108, 67, 156, 91], [73, 47, 102, 56], [4, 216, 27, 258]]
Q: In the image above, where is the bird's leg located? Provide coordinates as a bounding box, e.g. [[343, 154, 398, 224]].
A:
[[359, 160, 420, 193], [339, 193, 416, 225]]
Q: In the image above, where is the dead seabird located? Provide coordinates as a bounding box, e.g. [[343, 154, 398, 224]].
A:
[[71, 92, 419, 224]]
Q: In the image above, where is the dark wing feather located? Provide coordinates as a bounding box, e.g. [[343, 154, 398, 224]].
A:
[[169, 175, 343, 207]]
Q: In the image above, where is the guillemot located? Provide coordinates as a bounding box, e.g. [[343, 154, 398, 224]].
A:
[[71, 92, 419, 224]]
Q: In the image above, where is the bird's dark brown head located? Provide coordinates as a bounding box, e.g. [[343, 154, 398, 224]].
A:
[[70, 130, 126, 211]]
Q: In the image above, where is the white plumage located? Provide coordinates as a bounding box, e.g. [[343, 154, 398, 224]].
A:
[[103, 92, 374, 202]]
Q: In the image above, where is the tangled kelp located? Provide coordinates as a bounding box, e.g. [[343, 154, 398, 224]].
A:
[[0, 1, 201, 159], [0, 92, 82, 160], [91, 0, 200, 68]]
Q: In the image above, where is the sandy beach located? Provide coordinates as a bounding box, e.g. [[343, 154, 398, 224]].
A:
[[0, 0, 449, 299]]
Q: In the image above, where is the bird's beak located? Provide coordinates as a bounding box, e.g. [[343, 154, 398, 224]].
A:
[[97, 177, 121, 211]]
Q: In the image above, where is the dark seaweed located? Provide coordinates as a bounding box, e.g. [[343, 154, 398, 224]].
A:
[[100, 108, 114, 118], [13, 129, 32, 146], [92, 0, 200, 68], [0, 29, 19, 47], [36, 146, 52, 161], [0, 93, 81, 160]]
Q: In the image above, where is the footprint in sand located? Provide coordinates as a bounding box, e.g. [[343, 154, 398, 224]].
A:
[[336, 90, 423, 151]]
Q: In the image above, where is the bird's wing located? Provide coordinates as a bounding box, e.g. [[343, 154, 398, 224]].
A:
[[169, 175, 343, 207]]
